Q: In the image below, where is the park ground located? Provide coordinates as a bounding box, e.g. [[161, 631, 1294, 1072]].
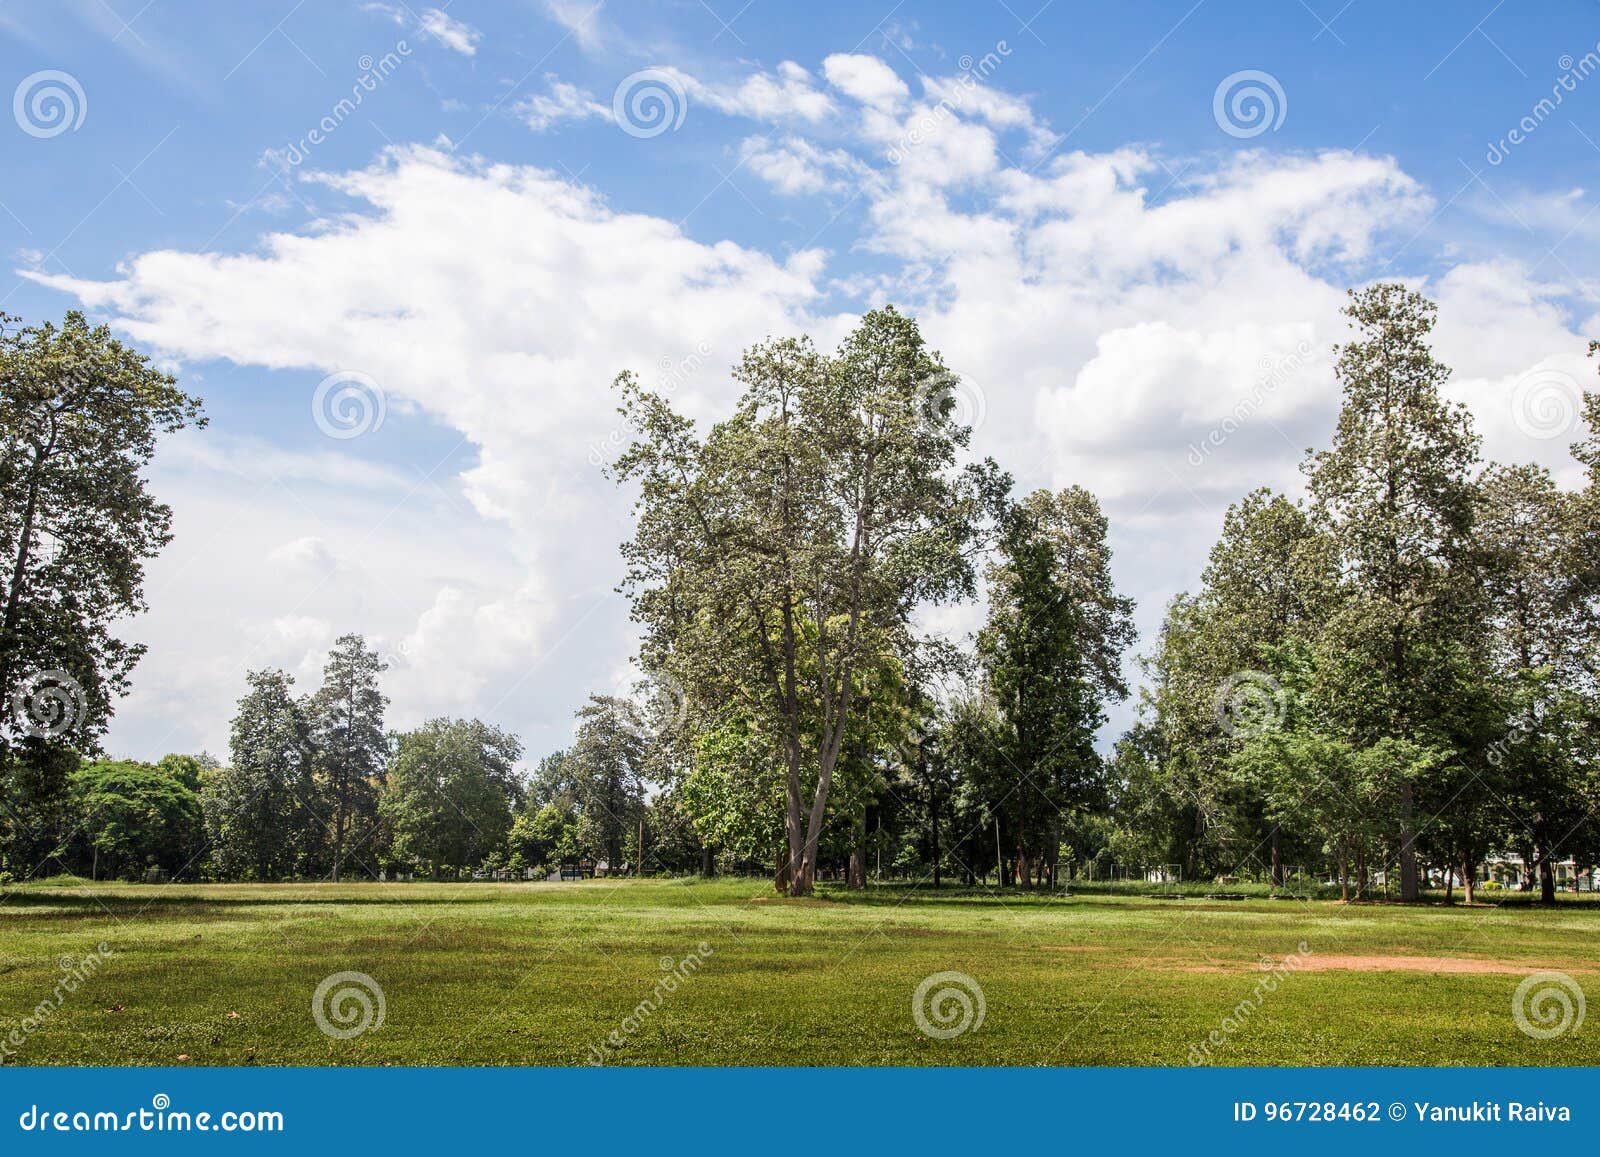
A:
[[0, 877, 1593, 1066]]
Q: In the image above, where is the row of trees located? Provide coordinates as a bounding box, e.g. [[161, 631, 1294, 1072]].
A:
[[4, 297, 1598, 899], [1115, 288, 1600, 903]]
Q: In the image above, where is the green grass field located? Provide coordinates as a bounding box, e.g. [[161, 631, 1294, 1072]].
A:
[[0, 877, 1593, 1066]]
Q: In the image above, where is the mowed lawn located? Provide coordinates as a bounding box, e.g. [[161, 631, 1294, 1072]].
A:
[[0, 877, 1594, 1066]]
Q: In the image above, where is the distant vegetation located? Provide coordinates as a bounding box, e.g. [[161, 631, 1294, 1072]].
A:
[[2, 293, 1598, 901]]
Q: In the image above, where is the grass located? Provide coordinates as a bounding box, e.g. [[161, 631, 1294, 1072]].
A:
[[0, 876, 1594, 1066]]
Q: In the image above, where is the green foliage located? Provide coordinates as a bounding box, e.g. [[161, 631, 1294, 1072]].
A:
[[381, 719, 521, 875], [204, 669, 325, 880], [0, 312, 205, 766], [69, 757, 203, 880]]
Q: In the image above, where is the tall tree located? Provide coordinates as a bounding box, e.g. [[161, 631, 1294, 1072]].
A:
[[205, 670, 324, 880], [1474, 463, 1593, 901], [0, 312, 204, 763], [979, 487, 1135, 886], [568, 695, 648, 871], [613, 307, 1007, 895], [308, 634, 389, 882], [1303, 284, 1480, 901]]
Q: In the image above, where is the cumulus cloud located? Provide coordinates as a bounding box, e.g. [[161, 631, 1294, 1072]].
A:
[[28, 53, 1595, 761]]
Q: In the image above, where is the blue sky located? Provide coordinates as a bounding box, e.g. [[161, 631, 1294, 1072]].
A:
[[2, 0, 1598, 764]]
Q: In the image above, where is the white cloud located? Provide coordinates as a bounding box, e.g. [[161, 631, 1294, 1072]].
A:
[[516, 76, 611, 131], [822, 53, 909, 110], [419, 7, 481, 56], [27, 54, 1595, 764], [739, 135, 866, 196], [536, 0, 607, 53], [674, 61, 834, 123]]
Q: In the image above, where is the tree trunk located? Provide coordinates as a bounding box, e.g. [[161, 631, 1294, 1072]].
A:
[[1461, 857, 1475, 905], [848, 812, 867, 889], [928, 779, 940, 889], [1397, 781, 1418, 901], [774, 843, 791, 894], [1532, 814, 1556, 904], [700, 847, 714, 877], [1338, 848, 1349, 902], [1270, 823, 1284, 888]]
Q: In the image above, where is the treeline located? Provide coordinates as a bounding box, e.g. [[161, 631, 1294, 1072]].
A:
[[1113, 287, 1600, 903], [3, 296, 1599, 899], [1, 634, 678, 882]]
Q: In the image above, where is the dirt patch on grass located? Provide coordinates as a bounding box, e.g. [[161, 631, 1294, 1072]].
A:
[[1152, 954, 1595, 975], [1041, 946, 1596, 974]]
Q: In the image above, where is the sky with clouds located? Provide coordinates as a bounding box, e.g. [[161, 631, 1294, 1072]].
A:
[[2, 0, 1597, 766]]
